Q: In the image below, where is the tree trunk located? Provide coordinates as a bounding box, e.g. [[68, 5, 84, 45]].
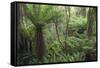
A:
[[75, 7, 86, 17], [54, 22, 63, 46], [87, 8, 95, 39], [64, 6, 70, 51], [85, 8, 97, 61], [35, 24, 45, 61], [80, 8, 86, 17], [65, 6, 70, 41]]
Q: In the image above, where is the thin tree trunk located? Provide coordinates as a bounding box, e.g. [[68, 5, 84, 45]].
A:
[[54, 22, 63, 46], [65, 6, 70, 41], [64, 6, 70, 46]]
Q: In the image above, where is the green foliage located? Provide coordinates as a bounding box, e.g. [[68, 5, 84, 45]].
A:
[[69, 16, 87, 29], [31, 35, 95, 63], [23, 4, 64, 25], [19, 18, 35, 38], [66, 36, 94, 52]]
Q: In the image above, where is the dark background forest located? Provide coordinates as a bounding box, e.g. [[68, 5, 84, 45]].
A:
[[16, 3, 97, 65]]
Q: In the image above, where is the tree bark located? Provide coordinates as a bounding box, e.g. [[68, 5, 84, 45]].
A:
[[87, 8, 95, 39], [35, 24, 45, 61]]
